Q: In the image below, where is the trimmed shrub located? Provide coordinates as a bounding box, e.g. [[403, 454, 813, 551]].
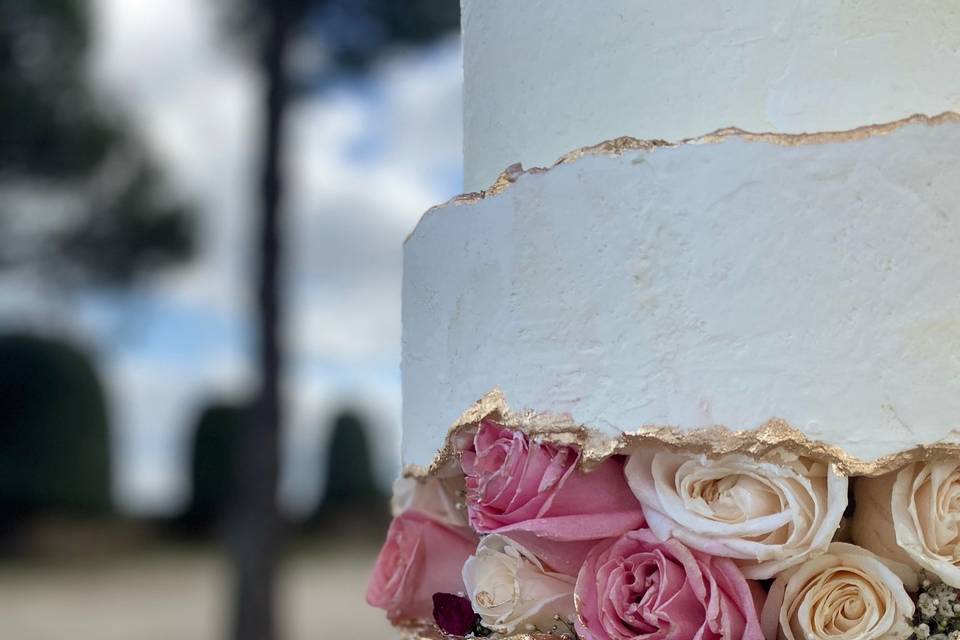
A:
[[315, 411, 387, 532], [181, 403, 248, 530], [0, 334, 112, 520]]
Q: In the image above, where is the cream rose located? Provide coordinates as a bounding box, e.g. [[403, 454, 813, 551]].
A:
[[391, 466, 468, 528], [625, 449, 847, 579], [760, 542, 916, 640], [462, 534, 576, 634], [852, 460, 960, 587]]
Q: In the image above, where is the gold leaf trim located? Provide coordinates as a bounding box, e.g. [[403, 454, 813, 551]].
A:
[[403, 388, 960, 480], [406, 111, 960, 244], [398, 621, 555, 640]]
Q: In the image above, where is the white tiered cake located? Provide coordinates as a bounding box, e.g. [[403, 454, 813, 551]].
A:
[[404, 1, 960, 472], [370, 5, 960, 640]]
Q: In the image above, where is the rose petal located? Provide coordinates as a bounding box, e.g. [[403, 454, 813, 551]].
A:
[[760, 542, 914, 640], [433, 593, 476, 636], [627, 449, 847, 579], [854, 461, 960, 588], [461, 423, 645, 552], [367, 511, 478, 622], [462, 534, 576, 634], [575, 529, 763, 640]]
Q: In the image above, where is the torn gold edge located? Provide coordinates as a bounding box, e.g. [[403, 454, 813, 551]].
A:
[[406, 111, 960, 244], [403, 388, 960, 481], [398, 620, 556, 640]]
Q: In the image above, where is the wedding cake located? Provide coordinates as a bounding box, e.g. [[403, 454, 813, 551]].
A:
[[369, 4, 960, 640]]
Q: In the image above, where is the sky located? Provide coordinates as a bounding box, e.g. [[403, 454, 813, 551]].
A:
[[16, 0, 464, 515]]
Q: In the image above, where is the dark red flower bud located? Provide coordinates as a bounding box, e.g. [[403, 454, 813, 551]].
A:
[[432, 592, 475, 636]]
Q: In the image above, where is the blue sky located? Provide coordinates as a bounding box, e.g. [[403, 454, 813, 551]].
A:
[[0, 0, 463, 515]]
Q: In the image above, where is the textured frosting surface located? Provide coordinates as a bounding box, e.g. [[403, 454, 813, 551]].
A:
[[462, 0, 960, 190], [402, 118, 960, 468]]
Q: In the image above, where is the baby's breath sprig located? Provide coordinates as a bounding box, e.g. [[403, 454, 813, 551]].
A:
[[549, 613, 580, 640], [471, 617, 493, 638], [912, 573, 960, 640], [519, 615, 579, 640]]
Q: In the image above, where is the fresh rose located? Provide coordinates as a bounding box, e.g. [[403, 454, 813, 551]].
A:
[[366, 511, 478, 622], [460, 421, 645, 574], [760, 542, 916, 640], [848, 470, 915, 569], [462, 534, 577, 634], [432, 593, 477, 636], [852, 460, 960, 588], [625, 449, 847, 579], [575, 528, 764, 640], [391, 464, 468, 528]]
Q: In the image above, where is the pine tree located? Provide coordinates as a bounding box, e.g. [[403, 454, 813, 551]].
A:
[[221, 1, 458, 638], [0, 0, 193, 284]]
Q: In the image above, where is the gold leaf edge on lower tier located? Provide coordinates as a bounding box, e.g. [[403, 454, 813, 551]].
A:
[[406, 111, 960, 244], [398, 620, 558, 640], [404, 388, 960, 480]]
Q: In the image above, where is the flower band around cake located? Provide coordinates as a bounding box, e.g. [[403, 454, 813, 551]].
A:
[[368, 391, 960, 640]]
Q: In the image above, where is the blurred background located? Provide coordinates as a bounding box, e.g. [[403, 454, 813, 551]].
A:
[[0, 0, 460, 638]]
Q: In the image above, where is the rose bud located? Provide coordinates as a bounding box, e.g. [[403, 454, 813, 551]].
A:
[[760, 542, 916, 640], [575, 528, 764, 640], [462, 534, 576, 634], [852, 460, 960, 588], [461, 421, 645, 575], [626, 448, 847, 579], [367, 511, 477, 622]]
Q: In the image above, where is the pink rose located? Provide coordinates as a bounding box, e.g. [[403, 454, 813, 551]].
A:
[[391, 464, 469, 528], [366, 511, 478, 622], [460, 421, 645, 574], [575, 529, 764, 640]]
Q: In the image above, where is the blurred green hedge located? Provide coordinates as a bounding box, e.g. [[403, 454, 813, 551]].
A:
[[319, 412, 384, 512], [0, 334, 112, 521], [181, 403, 248, 530]]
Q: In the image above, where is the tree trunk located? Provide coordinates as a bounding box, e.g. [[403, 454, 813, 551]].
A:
[[229, 1, 290, 638]]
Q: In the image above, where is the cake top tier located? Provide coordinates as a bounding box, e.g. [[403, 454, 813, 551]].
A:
[[463, 0, 960, 191]]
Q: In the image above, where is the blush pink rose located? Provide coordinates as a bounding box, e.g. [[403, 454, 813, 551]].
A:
[[575, 529, 764, 640], [366, 511, 478, 623], [460, 421, 645, 574]]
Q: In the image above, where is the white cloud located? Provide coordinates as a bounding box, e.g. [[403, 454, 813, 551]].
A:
[[284, 37, 462, 368], [91, 0, 260, 317], [72, 0, 463, 513]]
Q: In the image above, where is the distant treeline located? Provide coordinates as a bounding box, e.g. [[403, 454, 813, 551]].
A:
[[0, 333, 386, 541]]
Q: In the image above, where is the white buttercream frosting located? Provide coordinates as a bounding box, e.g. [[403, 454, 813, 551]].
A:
[[463, 0, 960, 190], [402, 117, 960, 468]]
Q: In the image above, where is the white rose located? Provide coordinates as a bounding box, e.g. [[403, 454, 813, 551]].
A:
[[390, 466, 468, 528], [761, 542, 917, 640], [852, 460, 960, 587], [462, 534, 576, 634], [625, 449, 847, 579]]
